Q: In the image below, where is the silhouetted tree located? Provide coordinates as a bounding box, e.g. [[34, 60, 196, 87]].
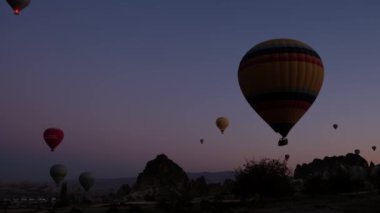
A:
[[117, 184, 131, 197], [56, 182, 70, 207], [234, 158, 293, 199], [196, 176, 208, 195], [222, 178, 235, 196], [303, 175, 328, 195], [60, 182, 67, 200], [188, 176, 208, 197], [370, 165, 380, 193], [70, 207, 83, 213], [370, 161, 375, 168]]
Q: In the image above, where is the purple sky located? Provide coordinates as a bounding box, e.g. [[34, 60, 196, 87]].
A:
[[1, 1, 380, 181]]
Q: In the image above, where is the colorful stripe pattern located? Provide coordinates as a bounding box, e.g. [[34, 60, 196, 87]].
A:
[[238, 39, 324, 137]]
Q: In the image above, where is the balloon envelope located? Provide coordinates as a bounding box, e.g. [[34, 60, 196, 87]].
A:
[[238, 38, 324, 142], [50, 164, 67, 186], [216, 117, 229, 134], [79, 172, 94, 192], [372, 146, 376, 151], [6, 0, 31, 15], [333, 124, 338, 130], [43, 128, 64, 151]]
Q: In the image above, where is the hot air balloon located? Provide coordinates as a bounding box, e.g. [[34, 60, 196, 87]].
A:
[[6, 0, 31, 15], [285, 154, 290, 161], [79, 172, 94, 192], [216, 117, 229, 134], [238, 38, 324, 146], [333, 124, 338, 130], [43, 128, 64, 151], [50, 164, 67, 186], [372, 146, 376, 151], [354, 149, 360, 155], [200, 139, 204, 144]]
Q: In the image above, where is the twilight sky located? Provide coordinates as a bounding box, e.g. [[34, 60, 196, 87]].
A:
[[1, 0, 380, 181]]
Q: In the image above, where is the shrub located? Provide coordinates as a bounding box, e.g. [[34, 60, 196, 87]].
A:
[[234, 158, 294, 199]]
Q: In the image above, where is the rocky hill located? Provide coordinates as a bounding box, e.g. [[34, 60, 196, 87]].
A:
[[294, 153, 369, 179], [134, 154, 189, 190], [131, 154, 189, 200]]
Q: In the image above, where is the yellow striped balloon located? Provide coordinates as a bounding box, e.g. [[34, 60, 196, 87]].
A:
[[216, 117, 229, 134], [238, 38, 324, 143]]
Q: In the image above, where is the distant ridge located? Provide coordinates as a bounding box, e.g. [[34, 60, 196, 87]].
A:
[[67, 171, 234, 192], [83, 171, 234, 190], [187, 171, 234, 183], [0, 171, 235, 195], [87, 171, 234, 192]]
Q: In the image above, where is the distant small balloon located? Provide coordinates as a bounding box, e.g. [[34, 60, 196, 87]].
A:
[[200, 139, 204, 144], [216, 117, 229, 134], [50, 164, 67, 186], [285, 154, 290, 161], [333, 124, 338, 130], [354, 149, 360, 155], [79, 172, 94, 192], [372, 146, 376, 151], [6, 0, 31, 15]]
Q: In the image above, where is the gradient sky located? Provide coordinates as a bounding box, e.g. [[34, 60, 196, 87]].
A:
[[1, 1, 380, 182]]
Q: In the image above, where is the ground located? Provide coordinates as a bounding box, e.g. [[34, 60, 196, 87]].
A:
[[4, 192, 380, 213]]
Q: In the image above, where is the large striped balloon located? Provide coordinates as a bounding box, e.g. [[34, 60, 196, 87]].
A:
[[6, 0, 31, 15], [238, 38, 324, 141]]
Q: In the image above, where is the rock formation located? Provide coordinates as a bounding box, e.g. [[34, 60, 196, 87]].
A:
[[294, 153, 369, 179], [132, 154, 189, 200]]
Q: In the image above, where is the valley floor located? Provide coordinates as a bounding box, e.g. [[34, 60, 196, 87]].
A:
[[3, 192, 380, 213]]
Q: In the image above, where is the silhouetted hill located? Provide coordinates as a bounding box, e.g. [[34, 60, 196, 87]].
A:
[[126, 154, 190, 200], [134, 154, 189, 191]]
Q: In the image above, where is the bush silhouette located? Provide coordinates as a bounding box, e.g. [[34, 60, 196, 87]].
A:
[[303, 176, 328, 195], [117, 184, 131, 198], [234, 158, 293, 199]]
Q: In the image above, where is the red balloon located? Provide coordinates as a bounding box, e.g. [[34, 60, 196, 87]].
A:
[[43, 128, 64, 151], [6, 0, 31, 15]]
